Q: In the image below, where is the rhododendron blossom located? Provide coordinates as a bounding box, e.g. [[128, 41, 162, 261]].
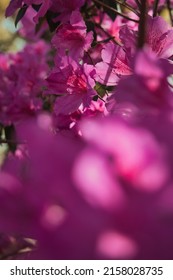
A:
[[0, 41, 49, 125], [52, 11, 93, 62], [120, 16, 173, 59], [19, 6, 48, 40], [1, 0, 173, 260], [95, 42, 132, 85], [106, 48, 173, 116], [47, 63, 96, 115]]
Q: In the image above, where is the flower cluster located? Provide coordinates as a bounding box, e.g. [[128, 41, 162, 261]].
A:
[[1, 0, 173, 259]]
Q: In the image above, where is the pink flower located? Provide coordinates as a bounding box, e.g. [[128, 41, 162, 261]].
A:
[[52, 11, 93, 62], [6, 0, 85, 24], [31, 0, 52, 23], [51, 0, 85, 22], [93, 12, 138, 43], [5, 0, 45, 17], [47, 63, 96, 115], [95, 42, 132, 86], [0, 41, 49, 125], [106, 48, 173, 117], [146, 16, 173, 58], [19, 6, 48, 40], [120, 16, 173, 59], [4, 0, 173, 261]]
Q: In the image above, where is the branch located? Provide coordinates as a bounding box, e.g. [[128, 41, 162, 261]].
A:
[[137, 0, 147, 48], [93, 0, 139, 22], [153, 0, 160, 17]]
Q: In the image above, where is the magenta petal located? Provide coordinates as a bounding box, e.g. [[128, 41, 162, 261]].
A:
[[95, 62, 119, 85], [5, 0, 23, 17], [54, 94, 83, 115], [147, 16, 173, 58]]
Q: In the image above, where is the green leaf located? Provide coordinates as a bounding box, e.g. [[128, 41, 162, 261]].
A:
[[15, 4, 28, 27]]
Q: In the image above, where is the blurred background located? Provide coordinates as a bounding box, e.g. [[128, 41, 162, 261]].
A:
[[0, 0, 25, 52]]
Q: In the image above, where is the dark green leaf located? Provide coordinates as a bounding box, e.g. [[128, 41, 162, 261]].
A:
[[15, 4, 28, 27]]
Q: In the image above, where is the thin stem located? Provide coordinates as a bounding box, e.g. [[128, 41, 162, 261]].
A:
[[94, 21, 123, 46], [98, 95, 106, 102], [93, 0, 139, 23], [137, 0, 147, 48], [153, 0, 160, 17], [93, 36, 118, 46]]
